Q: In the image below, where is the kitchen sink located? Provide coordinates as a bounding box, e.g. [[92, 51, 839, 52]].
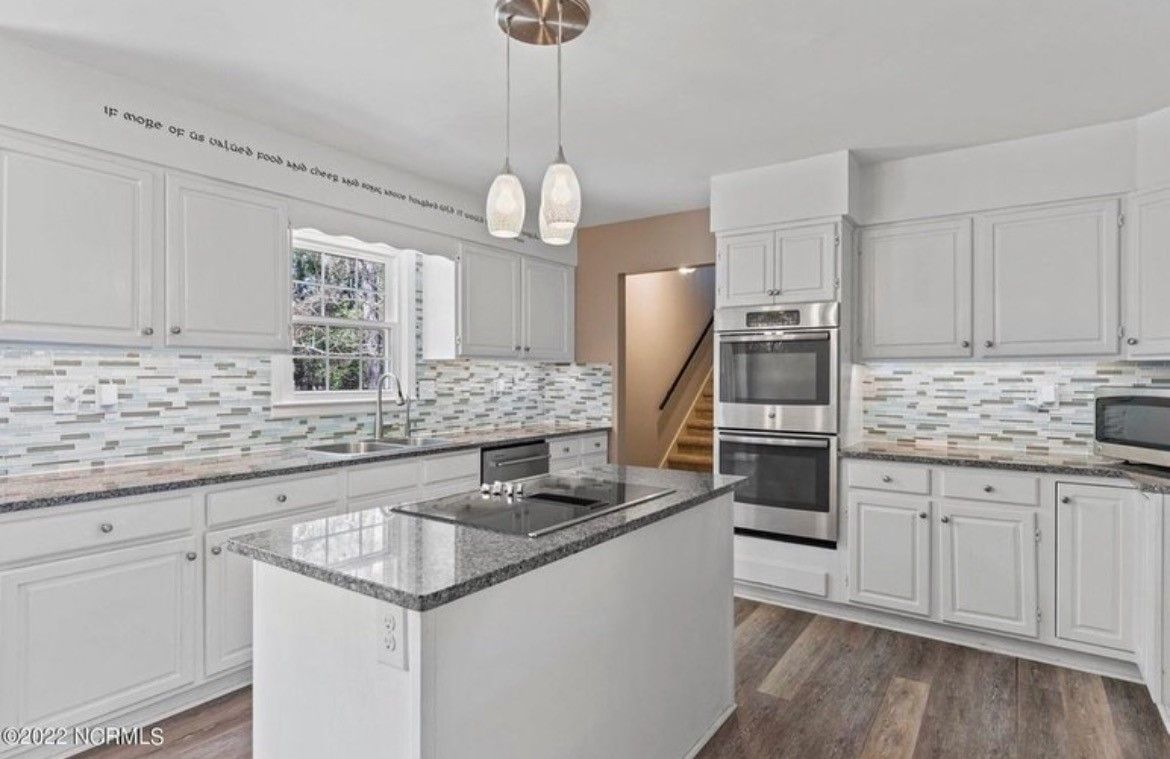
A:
[[306, 437, 449, 460]]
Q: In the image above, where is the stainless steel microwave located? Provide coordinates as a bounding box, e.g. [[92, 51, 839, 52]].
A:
[[1095, 388, 1170, 468]]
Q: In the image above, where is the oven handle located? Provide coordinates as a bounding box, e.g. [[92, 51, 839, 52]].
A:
[[718, 434, 830, 449], [717, 331, 831, 343]]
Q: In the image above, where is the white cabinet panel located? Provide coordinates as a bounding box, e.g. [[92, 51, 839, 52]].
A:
[[859, 218, 973, 359], [976, 199, 1119, 357], [1124, 188, 1170, 358], [0, 538, 196, 728], [204, 504, 340, 677], [458, 244, 522, 357], [1163, 500, 1170, 706], [938, 501, 1038, 638], [717, 232, 774, 307], [0, 137, 158, 346], [522, 258, 574, 360], [775, 222, 837, 303], [165, 173, 290, 351], [847, 492, 931, 616], [1056, 484, 1137, 652]]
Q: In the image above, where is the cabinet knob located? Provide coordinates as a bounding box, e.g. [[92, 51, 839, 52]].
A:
[[983, 485, 994, 493], [141, 327, 154, 336], [594, 442, 602, 448], [919, 511, 928, 520], [1061, 496, 1071, 504], [186, 551, 198, 562], [1127, 337, 1139, 346], [524, 346, 531, 352], [881, 475, 893, 483], [99, 522, 114, 534], [961, 340, 970, 348], [941, 516, 951, 524], [170, 326, 182, 335], [276, 493, 288, 503], [211, 545, 223, 556], [514, 345, 521, 352], [984, 340, 994, 348]]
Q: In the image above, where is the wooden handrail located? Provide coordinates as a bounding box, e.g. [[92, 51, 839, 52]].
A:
[[658, 316, 714, 411]]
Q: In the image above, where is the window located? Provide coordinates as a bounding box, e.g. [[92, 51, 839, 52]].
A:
[[273, 229, 414, 414]]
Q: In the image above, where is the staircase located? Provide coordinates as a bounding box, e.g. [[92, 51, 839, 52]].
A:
[[663, 373, 714, 473]]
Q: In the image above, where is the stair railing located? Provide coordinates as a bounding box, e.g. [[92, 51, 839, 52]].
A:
[[658, 316, 714, 411]]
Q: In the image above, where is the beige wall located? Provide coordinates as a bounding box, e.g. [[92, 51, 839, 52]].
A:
[[576, 208, 715, 461], [622, 267, 715, 466]]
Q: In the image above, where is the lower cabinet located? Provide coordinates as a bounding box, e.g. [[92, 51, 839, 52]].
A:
[[0, 538, 197, 729], [847, 492, 931, 616], [938, 501, 1038, 638], [203, 504, 342, 677], [1056, 483, 1138, 652], [549, 433, 609, 472]]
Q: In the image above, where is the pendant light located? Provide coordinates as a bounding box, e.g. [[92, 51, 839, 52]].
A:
[[538, 0, 582, 244], [485, 15, 525, 238]]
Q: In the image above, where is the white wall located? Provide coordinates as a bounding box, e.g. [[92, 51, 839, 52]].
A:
[[0, 37, 574, 263], [709, 150, 857, 232]]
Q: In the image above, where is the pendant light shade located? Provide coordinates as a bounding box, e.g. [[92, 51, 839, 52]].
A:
[[487, 165, 525, 238], [539, 204, 573, 246], [540, 150, 581, 235]]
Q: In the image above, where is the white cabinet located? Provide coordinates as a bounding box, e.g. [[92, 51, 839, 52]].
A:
[[1124, 188, 1170, 358], [0, 538, 197, 729], [717, 222, 838, 307], [847, 491, 931, 616], [0, 135, 159, 346], [1056, 483, 1137, 652], [522, 258, 574, 360], [204, 504, 341, 677], [165, 173, 290, 351], [858, 218, 973, 359], [975, 198, 1120, 357], [549, 432, 609, 472], [938, 500, 1038, 638]]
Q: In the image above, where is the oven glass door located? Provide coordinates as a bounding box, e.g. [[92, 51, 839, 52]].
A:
[[1096, 395, 1170, 451], [718, 331, 831, 406], [718, 432, 837, 542]]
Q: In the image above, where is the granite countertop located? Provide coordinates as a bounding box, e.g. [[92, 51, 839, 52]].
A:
[[0, 423, 611, 514], [840, 440, 1170, 494], [227, 464, 740, 611]]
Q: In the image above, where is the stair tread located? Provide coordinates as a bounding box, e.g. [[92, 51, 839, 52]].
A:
[[667, 451, 713, 465], [678, 433, 712, 447]]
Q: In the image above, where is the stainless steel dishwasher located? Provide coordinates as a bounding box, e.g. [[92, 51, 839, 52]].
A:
[[481, 440, 550, 484]]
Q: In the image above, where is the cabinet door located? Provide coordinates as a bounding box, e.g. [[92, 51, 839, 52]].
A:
[[458, 244, 522, 357], [976, 198, 1119, 357], [774, 222, 837, 303], [1124, 188, 1170, 358], [859, 218, 973, 359], [0, 137, 158, 346], [165, 173, 290, 350], [1056, 484, 1137, 651], [717, 232, 775, 307], [522, 258, 574, 360], [938, 501, 1038, 637], [847, 492, 931, 616], [204, 504, 341, 677], [0, 538, 196, 729]]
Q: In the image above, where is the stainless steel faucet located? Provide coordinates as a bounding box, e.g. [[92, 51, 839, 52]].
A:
[[374, 371, 410, 439]]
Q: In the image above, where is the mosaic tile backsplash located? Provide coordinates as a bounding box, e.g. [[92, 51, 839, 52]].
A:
[[0, 351, 611, 477], [861, 361, 1170, 454]]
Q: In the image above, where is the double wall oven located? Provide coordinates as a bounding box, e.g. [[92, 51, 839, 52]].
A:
[[715, 302, 840, 544]]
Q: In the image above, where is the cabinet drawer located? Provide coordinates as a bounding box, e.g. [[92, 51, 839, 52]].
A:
[[206, 473, 340, 527], [579, 433, 608, 456], [422, 451, 480, 487], [551, 437, 582, 458], [848, 462, 931, 494], [941, 470, 1038, 506], [347, 459, 420, 500], [0, 495, 195, 567], [550, 455, 578, 473]]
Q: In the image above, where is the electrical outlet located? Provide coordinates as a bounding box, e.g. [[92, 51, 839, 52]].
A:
[[376, 606, 407, 669]]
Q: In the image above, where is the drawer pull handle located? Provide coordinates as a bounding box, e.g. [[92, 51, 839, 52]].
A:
[[186, 551, 198, 561], [211, 546, 223, 556], [99, 522, 114, 534], [919, 512, 928, 520], [594, 442, 602, 448], [941, 516, 951, 524], [1061, 496, 1071, 504], [983, 485, 994, 493], [276, 493, 288, 503], [170, 326, 182, 335], [563, 447, 571, 453], [881, 475, 893, 483]]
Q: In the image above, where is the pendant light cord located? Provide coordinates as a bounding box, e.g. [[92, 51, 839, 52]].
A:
[[505, 15, 513, 171], [556, 0, 564, 157]]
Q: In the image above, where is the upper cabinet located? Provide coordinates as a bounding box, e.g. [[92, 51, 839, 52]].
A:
[[717, 222, 838, 308], [165, 174, 290, 351], [1124, 188, 1170, 358], [859, 218, 973, 360], [975, 198, 1119, 358], [449, 244, 574, 362], [0, 135, 159, 346]]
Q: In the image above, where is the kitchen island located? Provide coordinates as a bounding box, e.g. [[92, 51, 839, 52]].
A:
[[228, 465, 739, 759]]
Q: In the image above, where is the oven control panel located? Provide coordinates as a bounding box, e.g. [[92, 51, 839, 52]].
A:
[[746, 309, 801, 328]]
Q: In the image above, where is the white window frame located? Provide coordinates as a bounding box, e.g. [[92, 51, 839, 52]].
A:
[[272, 229, 416, 418]]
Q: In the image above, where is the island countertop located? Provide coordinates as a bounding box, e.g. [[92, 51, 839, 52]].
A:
[[227, 464, 740, 611]]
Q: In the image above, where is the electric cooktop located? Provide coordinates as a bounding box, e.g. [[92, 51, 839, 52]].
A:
[[391, 474, 674, 538]]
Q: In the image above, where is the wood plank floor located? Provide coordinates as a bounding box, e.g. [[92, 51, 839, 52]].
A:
[[82, 599, 1170, 759]]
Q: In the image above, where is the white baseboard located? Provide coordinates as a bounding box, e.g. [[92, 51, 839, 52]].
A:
[[735, 581, 1142, 684], [684, 702, 736, 759]]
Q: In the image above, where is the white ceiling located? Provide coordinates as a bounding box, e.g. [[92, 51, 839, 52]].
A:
[[3, 1, 1170, 226]]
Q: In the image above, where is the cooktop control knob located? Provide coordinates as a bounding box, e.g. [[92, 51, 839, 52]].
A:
[[514, 482, 525, 497], [490, 481, 504, 496]]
